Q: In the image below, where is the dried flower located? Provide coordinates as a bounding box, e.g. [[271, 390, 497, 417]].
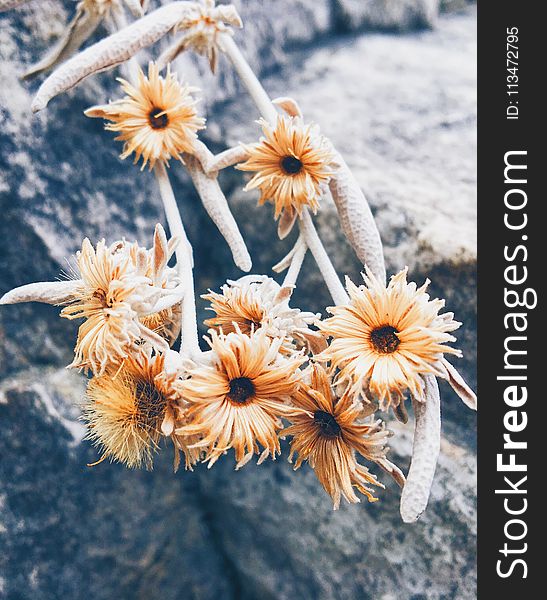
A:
[[83, 352, 196, 469], [176, 329, 304, 469], [282, 364, 403, 509], [203, 275, 326, 354], [159, 0, 243, 73], [237, 116, 335, 228], [318, 268, 474, 418], [85, 62, 205, 170]]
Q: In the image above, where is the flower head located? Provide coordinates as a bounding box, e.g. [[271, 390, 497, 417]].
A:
[[176, 329, 304, 469], [318, 268, 464, 416], [202, 275, 326, 354], [83, 352, 197, 470], [282, 364, 402, 509], [85, 62, 205, 170], [237, 116, 335, 222], [162, 0, 243, 73], [60, 225, 182, 375]]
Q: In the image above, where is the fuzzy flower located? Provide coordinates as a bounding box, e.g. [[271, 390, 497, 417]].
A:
[[202, 275, 326, 354], [85, 62, 205, 170], [159, 0, 243, 73], [116, 224, 182, 345], [237, 116, 335, 227], [0, 225, 183, 375], [318, 268, 476, 420], [175, 329, 304, 469], [282, 364, 403, 509], [83, 351, 198, 470]]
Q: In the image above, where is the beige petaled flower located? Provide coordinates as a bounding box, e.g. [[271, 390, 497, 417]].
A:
[[117, 224, 182, 345], [175, 329, 304, 469], [202, 275, 326, 354], [282, 364, 402, 509], [83, 352, 198, 470], [61, 226, 182, 375], [85, 62, 205, 170], [318, 267, 472, 419], [159, 0, 243, 73], [237, 116, 335, 226]]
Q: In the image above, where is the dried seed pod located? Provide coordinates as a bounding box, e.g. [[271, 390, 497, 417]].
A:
[[32, 2, 200, 112], [328, 152, 386, 284], [0, 280, 83, 306], [185, 154, 252, 272], [400, 374, 441, 523], [23, 8, 103, 79]]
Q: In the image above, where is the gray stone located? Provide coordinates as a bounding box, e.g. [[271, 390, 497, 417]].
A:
[[1, 2, 477, 598]]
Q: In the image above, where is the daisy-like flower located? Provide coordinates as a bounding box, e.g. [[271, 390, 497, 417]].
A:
[[318, 267, 477, 420], [85, 62, 206, 170], [282, 364, 404, 509], [175, 328, 304, 469], [61, 237, 154, 374], [159, 0, 243, 73], [83, 351, 198, 470], [0, 225, 183, 375], [237, 116, 335, 231], [202, 275, 326, 354]]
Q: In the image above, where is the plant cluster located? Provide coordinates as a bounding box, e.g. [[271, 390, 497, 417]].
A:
[[1, 0, 476, 521]]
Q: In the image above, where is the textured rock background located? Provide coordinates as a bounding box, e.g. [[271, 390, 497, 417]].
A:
[[1, 1, 476, 598]]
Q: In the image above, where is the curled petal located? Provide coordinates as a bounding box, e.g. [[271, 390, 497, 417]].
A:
[[329, 152, 386, 284], [32, 1, 200, 112], [0, 280, 82, 306], [277, 206, 297, 240], [185, 155, 252, 272], [439, 358, 477, 410], [23, 8, 102, 79], [272, 96, 303, 119], [400, 374, 441, 523]]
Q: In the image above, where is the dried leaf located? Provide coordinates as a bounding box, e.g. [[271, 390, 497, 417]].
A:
[[32, 2, 199, 112], [185, 154, 252, 272], [0, 280, 82, 306], [329, 151, 386, 284], [400, 375, 441, 523], [23, 8, 102, 79]]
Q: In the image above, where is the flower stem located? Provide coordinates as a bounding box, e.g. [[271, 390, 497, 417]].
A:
[[282, 233, 307, 289], [299, 210, 349, 305], [219, 32, 349, 306], [154, 162, 201, 357], [218, 34, 278, 123]]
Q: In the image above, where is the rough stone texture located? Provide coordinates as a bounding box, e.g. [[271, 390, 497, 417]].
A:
[[1, 1, 477, 598]]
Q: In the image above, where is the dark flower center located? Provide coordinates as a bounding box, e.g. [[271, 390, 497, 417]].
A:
[[148, 107, 169, 130], [280, 155, 303, 175], [370, 325, 400, 354], [227, 377, 256, 404], [313, 410, 342, 439], [135, 379, 168, 428]]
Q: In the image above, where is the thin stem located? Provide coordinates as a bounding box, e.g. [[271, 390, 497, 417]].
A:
[[218, 34, 278, 123], [154, 162, 201, 357], [299, 210, 349, 305], [219, 32, 350, 306], [282, 233, 307, 289]]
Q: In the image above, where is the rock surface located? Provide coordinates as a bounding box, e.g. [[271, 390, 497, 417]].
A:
[[1, 1, 476, 598]]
